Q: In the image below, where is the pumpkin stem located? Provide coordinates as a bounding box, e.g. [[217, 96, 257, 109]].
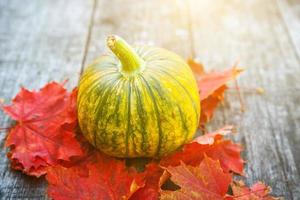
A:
[[107, 35, 144, 73]]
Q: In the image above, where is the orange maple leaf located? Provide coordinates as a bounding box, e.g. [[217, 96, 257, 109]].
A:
[[160, 156, 232, 200], [188, 58, 243, 127]]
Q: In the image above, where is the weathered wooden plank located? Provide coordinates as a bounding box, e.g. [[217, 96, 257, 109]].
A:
[[275, 1, 300, 172], [83, 0, 191, 67], [276, 0, 300, 61], [0, 0, 94, 199], [188, 0, 300, 199]]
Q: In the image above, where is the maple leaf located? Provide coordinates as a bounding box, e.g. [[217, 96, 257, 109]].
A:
[[2, 82, 83, 177], [160, 156, 232, 200], [188, 58, 205, 76], [160, 126, 244, 175], [130, 163, 165, 200], [47, 152, 145, 200], [188, 58, 242, 126], [225, 181, 278, 200], [200, 85, 227, 125], [193, 125, 234, 145]]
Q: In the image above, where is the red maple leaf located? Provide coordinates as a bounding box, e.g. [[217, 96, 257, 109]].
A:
[[160, 126, 244, 175], [188, 59, 242, 126], [2, 82, 83, 177], [130, 163, 165, 200], [225, 181, 278, 200], [47, 151, 145, 200], [160, 156, 232, 200]]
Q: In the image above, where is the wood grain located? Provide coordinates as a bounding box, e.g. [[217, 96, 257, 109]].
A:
[[188, 0, 300, 199], [276, 0, 300, 60], [0, 0, 94, 199], [83, 0, 191, 67]]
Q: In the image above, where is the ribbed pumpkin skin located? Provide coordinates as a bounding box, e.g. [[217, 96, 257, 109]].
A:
[[78, 46, 200, 158]]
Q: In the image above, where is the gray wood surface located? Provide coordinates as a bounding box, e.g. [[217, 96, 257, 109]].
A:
[[0, 0, 299, 199], [189, 0, 300, 199]]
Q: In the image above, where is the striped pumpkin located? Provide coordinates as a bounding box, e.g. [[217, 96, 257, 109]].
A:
[[78, 35, 200, 158]]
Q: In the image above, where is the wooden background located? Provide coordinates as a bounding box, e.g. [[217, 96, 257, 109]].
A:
[[0, 0, 299, 199]]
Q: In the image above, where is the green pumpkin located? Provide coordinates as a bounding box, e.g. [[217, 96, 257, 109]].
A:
[[78, 35, 200, 158]]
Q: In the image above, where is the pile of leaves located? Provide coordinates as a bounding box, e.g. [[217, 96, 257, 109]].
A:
[[0, 60, 278, 200]]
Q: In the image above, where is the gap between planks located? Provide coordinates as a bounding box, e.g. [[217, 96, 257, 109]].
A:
[[79, 0, 98, 76]]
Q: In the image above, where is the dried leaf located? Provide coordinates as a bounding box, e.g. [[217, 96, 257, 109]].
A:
[[160, 156, 232, 200], [225, 181, 279, 200]]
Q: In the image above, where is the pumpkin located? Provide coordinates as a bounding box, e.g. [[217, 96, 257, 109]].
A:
[[78, 35, 200, 158]]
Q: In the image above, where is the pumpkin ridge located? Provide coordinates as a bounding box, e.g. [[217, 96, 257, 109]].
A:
[[96, 84, 121, 153], [92, 77, 123, 147], [176, 104, 190, 143], [91, 77, 122, 119], [78, 71, 119, 107], [150, 66, 199, 122], [114, 95, 122, 127], [150, 64, 199, 117], [140, 76, 163, 157], [100, 79, 125, 152], [110, 94, 122, 152], [125, 80, 132, 157], [108, 94, 122, 153], [145, 75, 172, 155], [146, 74, 190, 154], [132, 80, 149, 155], [96, 79, 126, 155]]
